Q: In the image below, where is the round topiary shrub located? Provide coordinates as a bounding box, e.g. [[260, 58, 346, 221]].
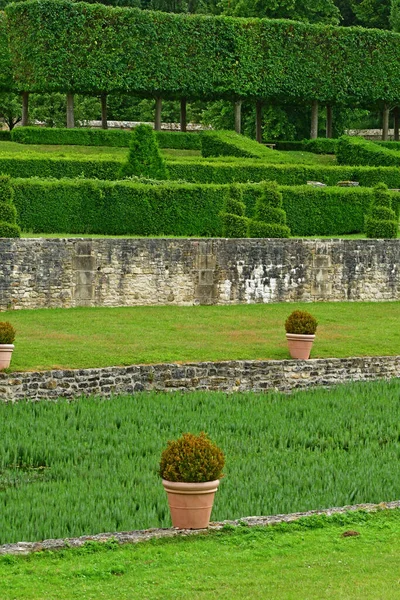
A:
[[221, 183, 249, 237], [285, 310, 318, 335], [119, 124, 169, 180], [0, 321, 16, 344], [159, 432, 225, 483]]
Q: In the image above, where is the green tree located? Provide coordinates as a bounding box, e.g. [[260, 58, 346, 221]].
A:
[[119, 124, 169, 179], [0, 93, 21, 130], [220, 0, 340, 24]]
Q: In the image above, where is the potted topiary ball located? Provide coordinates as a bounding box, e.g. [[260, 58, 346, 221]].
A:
[[285, 310, 317, 360], [0, 321, 16, 369], [159, 432, 225, 529]]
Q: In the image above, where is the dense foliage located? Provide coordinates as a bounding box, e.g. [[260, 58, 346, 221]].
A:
[[11, 178, 399, 236], [0, 174, 20, 237], [159, 432, 225, 483], [248, 180, 291, 238], [1, 381, 400, 543], [201, 130, 273, 159], [6, 1, 400, 107], [337, 136, 400, 167], [285, 310, 318, 334], [119, 124, 169, 179], [221, 183, 249, 237], [11, 126, 202, 150], [365, 182, 398, 238], [0, 321, 16, 344]]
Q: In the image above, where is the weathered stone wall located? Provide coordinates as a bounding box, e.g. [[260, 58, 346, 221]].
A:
[[1, 356, 399, 401], [0, 238, 398, 310]]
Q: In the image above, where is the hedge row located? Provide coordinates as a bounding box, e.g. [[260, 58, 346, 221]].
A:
[[6, 1, 400, 105], [12, 178, 399, 236], [168, 160, 400, 188], [0, 154, 120, 179], [10, 127, 202, 150], [201, 131, 273, 159], [336, 136, 400, 167]]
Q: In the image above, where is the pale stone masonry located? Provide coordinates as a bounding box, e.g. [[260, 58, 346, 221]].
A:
[[0, 238, 398, 310], [0, 356, 399, 402]]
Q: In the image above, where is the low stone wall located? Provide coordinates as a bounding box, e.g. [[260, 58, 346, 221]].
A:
[[1, 356, 399, 401], [2, 499, 399, 555], [0, 238, 399, 310]]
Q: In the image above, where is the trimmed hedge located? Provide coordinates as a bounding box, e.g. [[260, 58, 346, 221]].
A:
[[336, 136, 400, 167], [365, 183, 398, 238], [168, 159, 400, 188], [201, 131, 273, 159], [304, 138, 337, 154], [11, 127, 202, 150], [0, 130, 11, 141], [11, 178, 400, 236], [0, 154, 121, 179], [6, 0, 400, 107]]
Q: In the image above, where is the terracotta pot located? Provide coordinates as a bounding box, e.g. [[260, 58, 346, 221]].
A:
[[286, 333, 315, 360], [0, 344, 14, 369], [162, 479, 220, 529]]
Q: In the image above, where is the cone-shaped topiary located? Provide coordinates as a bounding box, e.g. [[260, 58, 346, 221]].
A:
[[0, 174, 20, 238], [221, 183, 249, 237], [119, 124, 169, 180], [248, 180, 290, 238], [365, 182, 398, 238], [159, 432, 225, 483]]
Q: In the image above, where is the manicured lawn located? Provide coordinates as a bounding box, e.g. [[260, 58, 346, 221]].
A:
[[1, 381, 400, 544], [2, 302, 399, 371], [1, 509, 399, 599], [165, 149, 337, 165]]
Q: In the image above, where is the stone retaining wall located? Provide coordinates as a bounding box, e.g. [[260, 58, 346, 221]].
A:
[[0, 238, 398, 309], [1, 356, 399, 401], [1, 499, 399, 555]]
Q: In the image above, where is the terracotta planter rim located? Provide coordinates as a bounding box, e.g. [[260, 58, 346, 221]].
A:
[[286, 333, 315, 341], [162, 479, 220, 494], [0, 344, 14, 349]]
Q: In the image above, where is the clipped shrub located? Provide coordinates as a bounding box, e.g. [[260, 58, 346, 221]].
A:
[[159, 432, 225, 483], [0, 174, 20, 237], [285, 311, 318, 335], [336, 136, 400, 167], [304, 138, 337, 154], [365, 182, 398, 238], [248, 180, 290, 238], [119, 124, 168, 180], [201, 131, 273, 159], [221, 183, 249, 237], [0, 321, 16, 344]]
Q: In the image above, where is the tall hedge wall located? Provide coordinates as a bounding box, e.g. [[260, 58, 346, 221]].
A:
[[12, 178, 400, 236], [6, 0, 400, 105], [336, 136, 400, 167]]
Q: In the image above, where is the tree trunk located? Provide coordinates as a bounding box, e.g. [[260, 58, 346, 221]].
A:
[[180, 98, 187, 132], [382, 105, 389, 141], [21, 92, 29, 126], [155, 97, 162, 131], [101, 94, 108, 130], [394, 107, 399, 141], [234, 100, 241, 134], [326, 104, 333, 138], [255, 101, 262, 143], [66, 93, 75, 129], [310, 100, 318, 139]]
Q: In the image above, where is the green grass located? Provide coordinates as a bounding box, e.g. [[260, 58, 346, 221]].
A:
[[1, 509, 399, 599], [2, 302, 399, 372], [0, 140, 336, 165], [1, 380, 400, 545]]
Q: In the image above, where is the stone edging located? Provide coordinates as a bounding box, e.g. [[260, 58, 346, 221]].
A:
[[0, 355, 399, 401], [1, 500, 399, 556]]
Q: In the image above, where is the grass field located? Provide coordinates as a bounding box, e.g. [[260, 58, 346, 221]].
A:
[[0, 140, 337, 165], [1, 380, 400, 544], [2, 302, 399, 372], [1, 509, 399, 599]]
